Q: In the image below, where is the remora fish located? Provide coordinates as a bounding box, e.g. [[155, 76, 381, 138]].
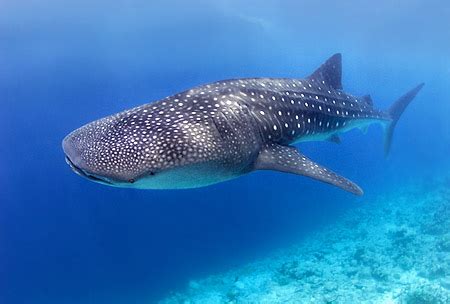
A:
[[62, 54, 423, 195]]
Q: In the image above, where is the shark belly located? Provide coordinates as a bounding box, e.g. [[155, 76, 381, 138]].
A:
[[131, 162, 246, 189], [293, 118, 388, 143]]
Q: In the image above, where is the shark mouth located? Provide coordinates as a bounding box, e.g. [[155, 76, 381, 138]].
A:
[[65, 156, 113, 185]]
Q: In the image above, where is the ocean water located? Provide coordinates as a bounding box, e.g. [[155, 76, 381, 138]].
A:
[[1, 1, 449, 303]]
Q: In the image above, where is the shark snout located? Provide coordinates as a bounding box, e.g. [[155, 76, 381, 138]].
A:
[[62, 134, 113, 185], [62, 130, 142, 186], [62, 135, 83, 169], [62, 134, 91, 177]]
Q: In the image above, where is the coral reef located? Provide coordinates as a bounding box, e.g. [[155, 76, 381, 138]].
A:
[[161, 177, 450, 303]]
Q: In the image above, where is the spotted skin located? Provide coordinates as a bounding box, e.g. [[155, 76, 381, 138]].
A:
[[218, 77, 389, 145], [254, 144, 362, 195], [62, 54, 423, 194]]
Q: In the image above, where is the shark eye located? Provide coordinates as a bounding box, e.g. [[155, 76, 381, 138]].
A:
[[128, 178, 135, 183], [149, 172, 155, 176]]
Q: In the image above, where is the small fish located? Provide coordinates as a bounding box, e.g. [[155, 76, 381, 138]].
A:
[[62, 54, 423, 195]]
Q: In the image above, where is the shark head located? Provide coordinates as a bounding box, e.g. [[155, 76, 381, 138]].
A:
[[62, 104, 228, 189]]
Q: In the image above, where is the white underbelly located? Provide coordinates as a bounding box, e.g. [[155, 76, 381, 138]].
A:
[[130, 162, 242, 189], [293, 119, 384, 143]]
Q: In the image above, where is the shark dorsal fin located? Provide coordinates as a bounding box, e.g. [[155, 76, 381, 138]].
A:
[[361, 94, 373, 106], [307, 53, 342, 90]]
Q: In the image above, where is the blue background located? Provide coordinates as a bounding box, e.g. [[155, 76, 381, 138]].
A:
[[1, 1, 449, 303]]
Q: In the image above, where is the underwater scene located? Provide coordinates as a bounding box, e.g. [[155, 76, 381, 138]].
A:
[[1, 0, 449, 303]]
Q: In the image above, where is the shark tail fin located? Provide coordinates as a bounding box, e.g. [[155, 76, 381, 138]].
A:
[[384, 83, 424, 156]]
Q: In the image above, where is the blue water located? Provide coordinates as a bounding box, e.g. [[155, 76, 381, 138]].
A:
[[1, 1, 449, 303]]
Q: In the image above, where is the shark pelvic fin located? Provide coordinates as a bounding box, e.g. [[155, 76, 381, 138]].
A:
[[327, 134, 341, 144], [308, 53, 342, 90], [384, 83, 424, 156], [360, 125, 369, 134], [253, 144, 363, 195]]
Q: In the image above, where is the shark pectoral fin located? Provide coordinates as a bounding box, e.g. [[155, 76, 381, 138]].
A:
[[327, 134, 341, 144], [253, 144, 363, 195]]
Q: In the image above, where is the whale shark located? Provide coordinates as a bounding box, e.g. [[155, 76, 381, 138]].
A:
[[62, 54, 423, 195]]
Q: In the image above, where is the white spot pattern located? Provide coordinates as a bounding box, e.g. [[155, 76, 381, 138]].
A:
[[64, 76, 388, 186]]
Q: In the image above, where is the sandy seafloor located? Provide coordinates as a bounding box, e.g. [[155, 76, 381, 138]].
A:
[[161, 176, 450, 304]]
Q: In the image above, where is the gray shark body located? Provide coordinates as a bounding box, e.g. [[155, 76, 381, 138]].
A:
[[63, 54, 423, 195]]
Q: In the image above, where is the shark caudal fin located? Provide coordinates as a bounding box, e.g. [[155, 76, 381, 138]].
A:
[[384, 83, 425, 156]]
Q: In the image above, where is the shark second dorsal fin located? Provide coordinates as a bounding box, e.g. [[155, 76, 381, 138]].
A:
[[307, 53, 342, 90], [253, 143, 363, 195], [360, 94, 373, 106]]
